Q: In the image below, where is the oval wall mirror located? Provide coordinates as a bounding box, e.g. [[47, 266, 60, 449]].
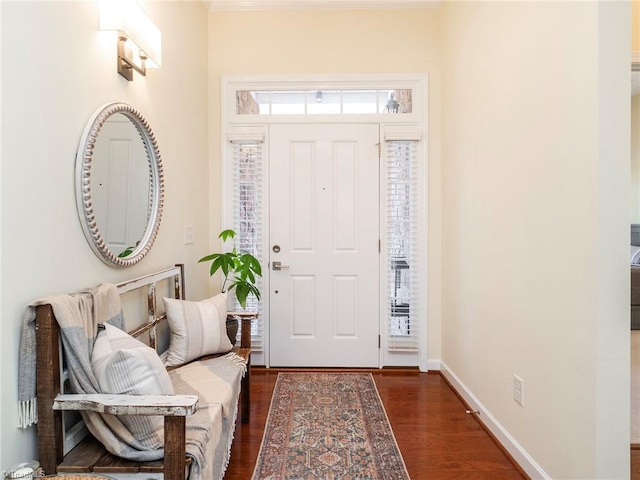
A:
[[75, 102, 164, 267]]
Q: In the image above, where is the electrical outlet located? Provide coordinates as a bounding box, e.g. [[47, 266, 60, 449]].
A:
[[513, 375, 524, 407], [184, 225, 195, 245]]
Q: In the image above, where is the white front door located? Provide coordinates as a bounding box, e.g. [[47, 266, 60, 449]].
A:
[[269, 123, 380, 367]]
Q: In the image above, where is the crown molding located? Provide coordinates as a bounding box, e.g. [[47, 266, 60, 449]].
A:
[[209, 0, 442, 11]]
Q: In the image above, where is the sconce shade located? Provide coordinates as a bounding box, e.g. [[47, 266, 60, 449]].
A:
[[100, 0, 161, 80]]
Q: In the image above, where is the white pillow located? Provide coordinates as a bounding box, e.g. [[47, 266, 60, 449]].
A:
[[91, 323, 174, 450], [162, 293, 232, 367]]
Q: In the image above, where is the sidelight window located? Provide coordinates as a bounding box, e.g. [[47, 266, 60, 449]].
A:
[[385, 139, 419, 352], [230, 140, 264, 351]]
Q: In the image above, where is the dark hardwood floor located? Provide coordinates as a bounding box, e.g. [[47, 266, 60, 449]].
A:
[[632, 446, 640, 479], [224, 368, 527, 479]]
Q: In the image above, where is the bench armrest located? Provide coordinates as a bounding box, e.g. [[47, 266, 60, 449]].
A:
[[53, 393, 199, 416]]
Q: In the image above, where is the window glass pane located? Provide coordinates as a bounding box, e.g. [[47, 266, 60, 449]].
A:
[[394, 89, 413, 113], [390, 259, 410, 336], [236, 88, 413, 115], [232, 141, 264, 349], [381, 89, 413, 114], [386, 140, 418, 351], [269, 91, 306, 115], [236, 90, 261, 114], [379, 90, 394, 113], [306, 90, 341, 114], [251, 91, 271, 114], [342, 90, 378, 114]]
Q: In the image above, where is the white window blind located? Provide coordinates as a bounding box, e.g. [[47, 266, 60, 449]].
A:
[[386, 139, 419, 352], [231, 140, 264, 351]]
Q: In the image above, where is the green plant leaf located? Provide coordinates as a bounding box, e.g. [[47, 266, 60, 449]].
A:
[[249, 256, 262, 276], [118, 246, 135, 258], [248, 283, 261, 300], [221, 253, 236, 277], [198, 253, 218, 263], [228, 278, 262, 308], [219, 229, 236, 242], [209, 255, 224, 277], [235, 282, 250, 309], [239, 253, 261, 277]]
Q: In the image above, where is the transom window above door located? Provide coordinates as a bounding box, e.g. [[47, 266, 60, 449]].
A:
[[236, 89, 413, 115]]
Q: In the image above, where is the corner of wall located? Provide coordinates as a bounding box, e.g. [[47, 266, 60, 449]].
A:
[[440, 362, 551, 480]]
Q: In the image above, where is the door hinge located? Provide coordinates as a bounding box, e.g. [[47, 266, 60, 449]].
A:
[[378, 239, 381, 253], [378, 335, 381, 349]]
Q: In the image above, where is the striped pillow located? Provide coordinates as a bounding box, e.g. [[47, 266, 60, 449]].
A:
[[162, 293, 232, 367], [91, 323, 174, 450]]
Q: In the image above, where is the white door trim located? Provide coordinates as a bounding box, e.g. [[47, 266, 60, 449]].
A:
[[221, 74, 429, 371]]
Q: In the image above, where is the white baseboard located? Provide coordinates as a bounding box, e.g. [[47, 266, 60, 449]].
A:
[[439, 361, 550, 480], [425, 358, 441, 371]]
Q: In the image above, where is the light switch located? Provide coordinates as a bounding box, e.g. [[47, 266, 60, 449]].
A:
[[184, 225, 195, 245]]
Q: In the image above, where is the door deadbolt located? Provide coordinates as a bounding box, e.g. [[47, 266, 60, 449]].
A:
[[272, 245, 281, 253]]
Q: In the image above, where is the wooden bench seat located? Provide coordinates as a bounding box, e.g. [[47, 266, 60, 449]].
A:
[[36, 265, 253, 480], [58, 436, 191, 476]]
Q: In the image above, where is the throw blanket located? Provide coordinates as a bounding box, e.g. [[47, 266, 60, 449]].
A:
[[18, 283, 124, 428], [18, 284, 166, 461], [170, 353, 246, 480]]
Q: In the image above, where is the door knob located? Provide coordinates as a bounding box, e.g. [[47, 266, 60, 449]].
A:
[[272, 261, 289, 271]]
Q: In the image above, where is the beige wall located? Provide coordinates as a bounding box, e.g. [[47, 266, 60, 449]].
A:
[[208, 7, 444, 361], [441, 1, 629, 478], [633, 95, 640, 224], [634, 0, 639, 53], [634, 1, 639, 226], [0, 1, 211, 471]]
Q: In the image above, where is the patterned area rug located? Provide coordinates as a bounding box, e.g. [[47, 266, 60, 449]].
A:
[[252, 372, 410, 480]]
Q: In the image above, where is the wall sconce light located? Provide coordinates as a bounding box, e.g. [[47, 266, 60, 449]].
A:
[[99, 0, 162, 81]]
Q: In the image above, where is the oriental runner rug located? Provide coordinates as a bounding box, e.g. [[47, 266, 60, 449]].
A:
[[251, 372, 410, 480]]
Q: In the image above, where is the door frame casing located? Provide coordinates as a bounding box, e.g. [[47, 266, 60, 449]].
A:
[[221, 74, 429, 371]]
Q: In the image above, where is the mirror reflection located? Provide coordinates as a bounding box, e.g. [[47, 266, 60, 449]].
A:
[[92, 113, 151, 258]]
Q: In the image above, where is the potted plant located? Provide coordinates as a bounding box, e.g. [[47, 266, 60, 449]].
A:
[[198, 229, 262, 342], [199, 228, 262, 307]]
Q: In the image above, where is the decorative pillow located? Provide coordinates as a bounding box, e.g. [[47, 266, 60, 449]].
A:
[[162, 293, 232, 367], [632, 245, 640, 265], [91, 323, 174, 450]]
